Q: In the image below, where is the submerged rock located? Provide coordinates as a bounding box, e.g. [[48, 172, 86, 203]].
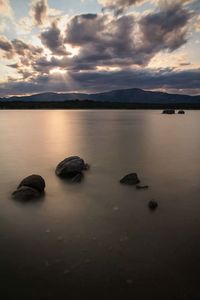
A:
[[55, 156, 89, 182], [136, 185, 149, 189], [178, 110, 185, 114], [148, 200, 158, 210], [18, 174, 45, 192], [162, 109, 175, 114], [71, 172, 83, 183], [13, 174, 45, 200], [120, 173, 140, 185], [12, 186, 40, 200]]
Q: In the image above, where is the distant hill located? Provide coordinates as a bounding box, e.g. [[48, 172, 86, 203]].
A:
[[1, 88, 200, 106]]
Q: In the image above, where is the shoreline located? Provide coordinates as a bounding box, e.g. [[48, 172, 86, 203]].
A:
[[1, 100, 200, 110]]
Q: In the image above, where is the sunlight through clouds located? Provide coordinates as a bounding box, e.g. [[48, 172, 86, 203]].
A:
[[0, 0, 199, 96]]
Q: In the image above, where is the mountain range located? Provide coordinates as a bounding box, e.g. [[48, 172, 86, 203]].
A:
[[1, 88, 200, 105]]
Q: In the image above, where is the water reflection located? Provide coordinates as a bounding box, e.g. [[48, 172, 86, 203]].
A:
[[0, 110, 200, 299]]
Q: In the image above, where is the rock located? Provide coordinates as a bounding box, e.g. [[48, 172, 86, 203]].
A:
[[148, 200, 158, 210], [83, 163, 90, 170], [71, 172, 83, 183], [136, 185, 149, 189], [12, 186, 40, 200], [55, 156, 88, 178], [13, 174, 45, 200], [162, 109, 175, 114], [178, 110, 185, 114], [18, 174, 45, 192], [120, 173, 140, 185]]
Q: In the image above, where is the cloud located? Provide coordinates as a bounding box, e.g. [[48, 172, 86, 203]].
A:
[[63, 4, 193, 69], [64, 13, 140, 68], [99, 0, 145, 15], [30, 0, 62, 27], [0, 0, 197, 96], [0, 35, 13, 58], [0, 0, 13, 18], [30, 0, 48, 26], [40, 20, 68, 55], [0, 67, 200, 96], [0, 36, 43, 70], [139, 3, 193, 56]]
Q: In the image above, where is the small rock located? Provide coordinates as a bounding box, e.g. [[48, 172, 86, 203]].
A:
[[148, 200, 158, 210], [136, 185, 149, 189], [12, 186, 40, 200], [178, 110, 185, 114], [71, 172, 83, 183], [120, 173, 140, 185], [84, 163, 90, 170], [55, 156, 88, 178], [13, 174, 45, 200], [162, 109, 175, 114], [18, 174, 45, 192]]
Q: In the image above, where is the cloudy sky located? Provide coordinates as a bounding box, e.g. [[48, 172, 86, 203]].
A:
[[0, 0, 199, 97]]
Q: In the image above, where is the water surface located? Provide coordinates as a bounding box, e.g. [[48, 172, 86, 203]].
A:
[[0, 110, 200, 300]]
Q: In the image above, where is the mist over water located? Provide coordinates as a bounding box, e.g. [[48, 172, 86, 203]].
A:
[[0, 110, 200, 299]]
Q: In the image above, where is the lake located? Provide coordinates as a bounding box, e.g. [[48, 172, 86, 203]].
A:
[[0, 110, 200, 300]]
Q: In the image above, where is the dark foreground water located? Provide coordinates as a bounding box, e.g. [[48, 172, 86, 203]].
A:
[[0, 110, 200, 300]]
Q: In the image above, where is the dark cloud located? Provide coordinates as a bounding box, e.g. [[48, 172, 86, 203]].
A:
[[0, 35, 13, 58], [139, 3, 193, 55], [31, 0, 48, 26], [63, 4, 193, 69], [40, 21, 68, 55], [0, 36, 43, 61], [69, 68, 200, 93], [65, 13, 139, 68], [1, 1, 197, 96], [99, 0, 144, 15], [1, 68, 199, 96]]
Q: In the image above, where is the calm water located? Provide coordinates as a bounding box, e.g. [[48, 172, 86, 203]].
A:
[[0, 110, 200, 300]]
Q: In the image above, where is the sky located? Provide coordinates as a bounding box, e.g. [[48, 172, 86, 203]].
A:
[[0, 0, 199, 97]]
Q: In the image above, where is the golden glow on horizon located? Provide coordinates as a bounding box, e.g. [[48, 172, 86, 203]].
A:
[[50, 67, 67, 75], [96, 66, 121, 71], [66, 44, 80, 57]]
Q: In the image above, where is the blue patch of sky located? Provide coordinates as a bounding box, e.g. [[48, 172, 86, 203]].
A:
[[48, 0, 102, 15], [10, 0, 102, 19]]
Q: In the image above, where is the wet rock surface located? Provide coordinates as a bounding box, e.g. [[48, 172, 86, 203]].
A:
[[18, 174, 45, 192], [120, 173, 140, 185], [71, 172, 83, 183], [55, 156, 89, 182], [162, 109, 175, 114], [13, 174, 45, 200], [148, 200, 158, 210], [178, 110, 185, 114], [12, 186, 41, 200]]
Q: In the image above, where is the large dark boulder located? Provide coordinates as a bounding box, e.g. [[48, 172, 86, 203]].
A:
[[13, 174, 45, 200], [162, 109, 175, 114], [120, 173, 140, 185], [18, 174, 45, 192], [178, 110, 185, 114], [148, 200, 158, 210], [12, 186, 41, 200], [55, 156, 88, 179]]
